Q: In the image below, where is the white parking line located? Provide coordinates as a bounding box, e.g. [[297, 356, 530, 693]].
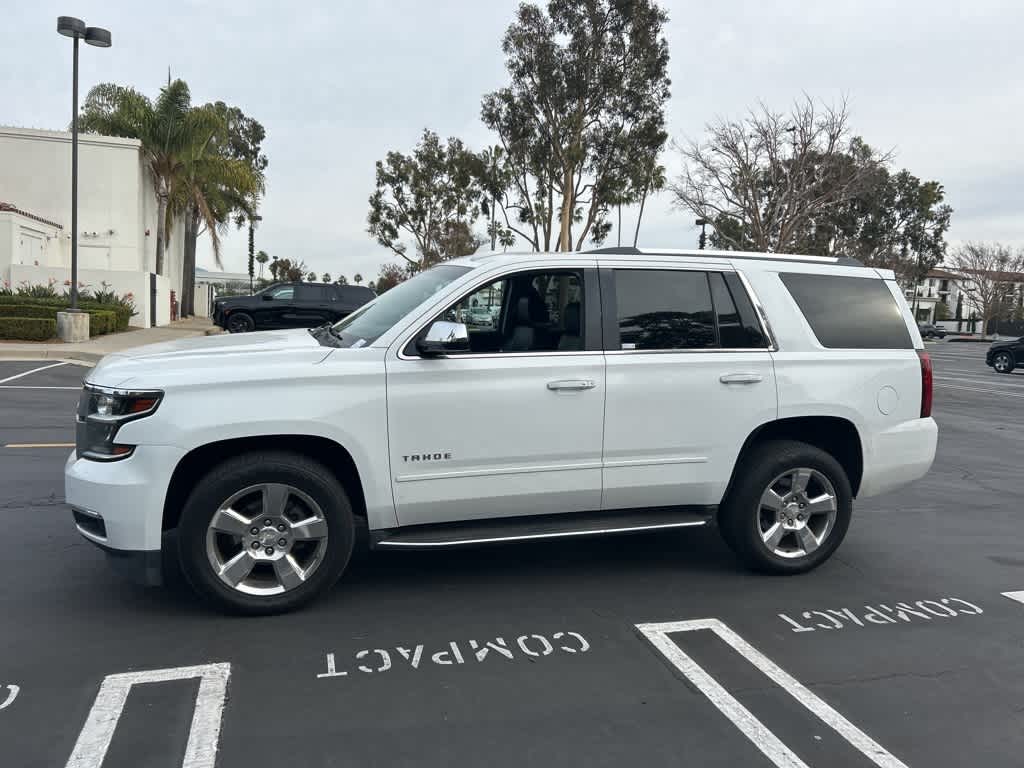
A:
[[1001, 591, 1024, 605], [65, 663, 231, 768], [637, 618, 908, 768], [0, 362, 68, 384], [0, 385, 80, 390], [937, 382, 1024, 398], [935, 374, 1024, 387]]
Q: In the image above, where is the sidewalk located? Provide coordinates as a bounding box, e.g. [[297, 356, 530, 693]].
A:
[[0, 317, 222, 364]]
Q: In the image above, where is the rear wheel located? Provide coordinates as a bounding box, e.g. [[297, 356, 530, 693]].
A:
[[227, 312, 255, 333], [719, 440, 852, 574], [177, 451, 354, 614], [993, 352, 1014, 373]]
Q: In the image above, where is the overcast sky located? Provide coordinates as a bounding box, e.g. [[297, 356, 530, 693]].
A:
[[5, 1, 1021, 281]]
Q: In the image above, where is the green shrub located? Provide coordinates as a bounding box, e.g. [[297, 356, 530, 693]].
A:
[[87, 310, 118, 336], [0, 304, 57, 319], [0, 303, 121, 336], [0, 317, 56, 340]]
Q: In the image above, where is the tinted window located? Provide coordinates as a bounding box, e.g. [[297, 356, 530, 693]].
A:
[[710, 272, 768, 348], [615, 270, 715, 350], [295, 285, 327, 301], [780, 273, 913, 349], [336, 285, 376, 305]]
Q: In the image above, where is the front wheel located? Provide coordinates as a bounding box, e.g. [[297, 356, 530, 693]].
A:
[[177, 451, 355, 614], [993, 352, 1014, 374], [719, 440, 852, 574], [227, 312, 255, 333]]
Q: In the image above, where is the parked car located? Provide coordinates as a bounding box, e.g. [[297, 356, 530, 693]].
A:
[[212, 282, 375, 333], [917, 322, 946, 339], [67, 247, 937, 614], [986, 336, 1024, 373]]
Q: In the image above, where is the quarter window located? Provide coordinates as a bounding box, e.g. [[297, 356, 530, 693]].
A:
[[614, 270, 716, 350], [780, 272, 913, 349]]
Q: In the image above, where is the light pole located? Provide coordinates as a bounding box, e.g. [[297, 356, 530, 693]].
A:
[[57, 16, 110, 314], [695, 218, 708, 250]]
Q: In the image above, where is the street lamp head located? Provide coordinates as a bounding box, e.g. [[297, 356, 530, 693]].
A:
[[695, 218, 708, 226], [85, 27, 112, 47], [57, 16, 86, 38]]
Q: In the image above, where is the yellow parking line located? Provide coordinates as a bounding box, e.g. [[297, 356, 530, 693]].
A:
[[4, 443, 75, 448]]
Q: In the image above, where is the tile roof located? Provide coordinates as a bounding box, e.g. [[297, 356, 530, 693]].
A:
[[0, 202, 62, 230]]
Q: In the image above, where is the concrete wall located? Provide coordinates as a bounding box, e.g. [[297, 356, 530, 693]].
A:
[[7, 263, 171, 329], [0, 127, 185, 316]]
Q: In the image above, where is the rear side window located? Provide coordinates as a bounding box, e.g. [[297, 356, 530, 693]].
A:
[[780, 273, 913, 349], [295, 285, 327, 301], [614, 270, 716, 350], [710, 272, 768, 348]]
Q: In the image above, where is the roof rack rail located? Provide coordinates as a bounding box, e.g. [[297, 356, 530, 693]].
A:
[[583, 246, 864, 268]]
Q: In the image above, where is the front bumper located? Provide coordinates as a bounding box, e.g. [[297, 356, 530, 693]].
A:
[[65, 444, 185, 560]]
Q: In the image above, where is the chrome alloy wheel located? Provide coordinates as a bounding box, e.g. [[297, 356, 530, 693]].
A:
[[757, 468, 838, 559], [205, 483, 329, 595], [993, 353, 1012, 373]]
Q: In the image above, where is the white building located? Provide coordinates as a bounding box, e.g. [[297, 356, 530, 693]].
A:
[[0, 126, 185, 327], [907, 267, 1024, 332]]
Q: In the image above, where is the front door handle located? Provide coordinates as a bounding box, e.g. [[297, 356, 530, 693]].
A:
[[719, 373, 763, 385], [547, 379, 596, 391]]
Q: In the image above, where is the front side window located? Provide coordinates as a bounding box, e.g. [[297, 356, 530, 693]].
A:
[[329, 264, 471, 348], [268, 285, 294, 301], [416, 270, 585, 355], [614, 270, 715, 350]]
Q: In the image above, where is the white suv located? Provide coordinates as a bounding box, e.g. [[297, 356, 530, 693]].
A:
[[66, 248, 937, 614]]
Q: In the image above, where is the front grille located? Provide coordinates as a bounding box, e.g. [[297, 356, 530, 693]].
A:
[[73, 509, 107, 541]]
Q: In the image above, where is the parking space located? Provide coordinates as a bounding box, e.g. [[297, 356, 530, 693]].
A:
[[1, 349, 1023, 767]]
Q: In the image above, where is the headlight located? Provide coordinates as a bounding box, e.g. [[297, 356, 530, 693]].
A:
[[76, 386, 163, 461]]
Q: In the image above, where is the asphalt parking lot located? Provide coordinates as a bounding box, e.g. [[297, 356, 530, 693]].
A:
[[1, 342, 1023, 768]]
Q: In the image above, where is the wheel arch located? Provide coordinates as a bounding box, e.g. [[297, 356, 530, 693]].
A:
[[163, 434, 368, 533], [724, 416, 864, 502]]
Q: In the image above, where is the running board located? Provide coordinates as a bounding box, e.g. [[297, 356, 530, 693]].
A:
[[372, 506, 714, 549]]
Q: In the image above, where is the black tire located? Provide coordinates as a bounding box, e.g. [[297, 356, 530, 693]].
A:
[[993, 352, 1014, 374], [227, 312, 255, 333], [177, 451, 355, 615], [719, 440, 852, 575]]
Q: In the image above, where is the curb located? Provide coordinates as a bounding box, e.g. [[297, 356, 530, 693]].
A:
[[0, 349, 101, 364]]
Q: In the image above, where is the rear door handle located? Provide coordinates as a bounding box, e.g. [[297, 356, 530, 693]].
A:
[[719, 373, 763, 385], [547, 379, 596, 391]]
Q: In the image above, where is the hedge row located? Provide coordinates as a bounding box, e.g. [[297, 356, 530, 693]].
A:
[[0, 295, 131, 333], [0, 318, 56, 341], [0, 303, 121, 338]]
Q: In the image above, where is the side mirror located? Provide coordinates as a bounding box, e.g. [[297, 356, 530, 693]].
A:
[[262, 294, 273, 301], [416, 320, 470, 357]]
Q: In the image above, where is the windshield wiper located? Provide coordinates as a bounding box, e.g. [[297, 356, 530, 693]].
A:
[[307, 323, 341, 347]]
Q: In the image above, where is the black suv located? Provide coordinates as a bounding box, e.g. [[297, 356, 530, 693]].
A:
[[213, 282, 376, 333], [917, 322, 946, 339], [986, 336, 1024, 374]]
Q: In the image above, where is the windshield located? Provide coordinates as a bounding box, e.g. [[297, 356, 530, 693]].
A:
[[329, 264, 471, 348]]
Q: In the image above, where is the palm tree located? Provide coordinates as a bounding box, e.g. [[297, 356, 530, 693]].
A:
[[80, 80, 201, 276], [171, 113, 262, 315], [353, 273, 363, 285], [255, 250, 269, 278]]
